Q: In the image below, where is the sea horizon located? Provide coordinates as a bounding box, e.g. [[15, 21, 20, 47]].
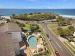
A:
[[0, 9, 75, 16]]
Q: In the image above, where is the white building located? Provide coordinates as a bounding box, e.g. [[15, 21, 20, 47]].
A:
[[1, 16, 11, 20], [73, 32, 75, 36]]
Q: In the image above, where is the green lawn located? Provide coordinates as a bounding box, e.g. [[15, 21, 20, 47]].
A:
[[48, 23, 70, 36], [48, 23, 59, 35], [61, 25, 70, 29], [22, 24, 31, 30]]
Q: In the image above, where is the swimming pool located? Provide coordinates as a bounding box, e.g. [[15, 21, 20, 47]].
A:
[[27, 35, 37, 48]]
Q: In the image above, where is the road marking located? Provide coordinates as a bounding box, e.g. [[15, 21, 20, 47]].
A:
[[55, 42, 62, 49]]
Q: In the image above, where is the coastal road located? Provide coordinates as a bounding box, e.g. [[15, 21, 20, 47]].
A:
[[41, 23, 74, 56]]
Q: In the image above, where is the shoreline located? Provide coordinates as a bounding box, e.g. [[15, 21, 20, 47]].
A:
[[1, 14, 75, 19], [59, 15, 75, 19]]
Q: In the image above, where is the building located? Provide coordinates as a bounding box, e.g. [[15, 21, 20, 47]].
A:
[[1, 16, 11, 20], [73, 32, 75, 37], [0, 23, 25, 56]]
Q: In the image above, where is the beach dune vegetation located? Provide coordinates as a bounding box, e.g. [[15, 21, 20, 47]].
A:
[[58, 26, 75, 41], [56, 16, 71, 26]]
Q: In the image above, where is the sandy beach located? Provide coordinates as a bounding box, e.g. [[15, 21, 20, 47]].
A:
[[60, 15, 75, 19]]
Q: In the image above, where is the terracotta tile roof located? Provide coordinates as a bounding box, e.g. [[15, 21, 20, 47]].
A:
[[8, 22, 21, 32], [0, 22, 22, 56], [0, 32, 20, 56]]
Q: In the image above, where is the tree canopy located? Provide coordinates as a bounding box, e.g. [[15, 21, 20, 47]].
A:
[[12, 13, 56, 21]]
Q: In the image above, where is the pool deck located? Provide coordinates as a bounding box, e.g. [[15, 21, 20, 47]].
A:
[[25, 47, 33, 56]]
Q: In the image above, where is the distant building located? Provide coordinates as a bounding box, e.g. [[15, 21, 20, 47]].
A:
[[73, 32, 75, 36], [1, 16, 11, 20], [0, 16, 11, 24]]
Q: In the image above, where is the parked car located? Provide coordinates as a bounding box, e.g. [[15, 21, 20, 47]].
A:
[[55, 51, 60, 56]]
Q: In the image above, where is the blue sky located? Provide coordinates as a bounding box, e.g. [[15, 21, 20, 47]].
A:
[[0, 0, 75, 9]]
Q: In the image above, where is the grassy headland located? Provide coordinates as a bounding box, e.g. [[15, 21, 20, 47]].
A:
[[11, 13, 56, 21]]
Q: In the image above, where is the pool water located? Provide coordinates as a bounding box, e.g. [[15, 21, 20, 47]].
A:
[[27, 35, 37, 48]]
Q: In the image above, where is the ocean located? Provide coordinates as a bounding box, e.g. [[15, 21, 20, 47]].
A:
[[0, 9, 75, 16]]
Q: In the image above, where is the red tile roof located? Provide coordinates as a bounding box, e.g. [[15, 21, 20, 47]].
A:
[[0, 33, 16, 56]]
